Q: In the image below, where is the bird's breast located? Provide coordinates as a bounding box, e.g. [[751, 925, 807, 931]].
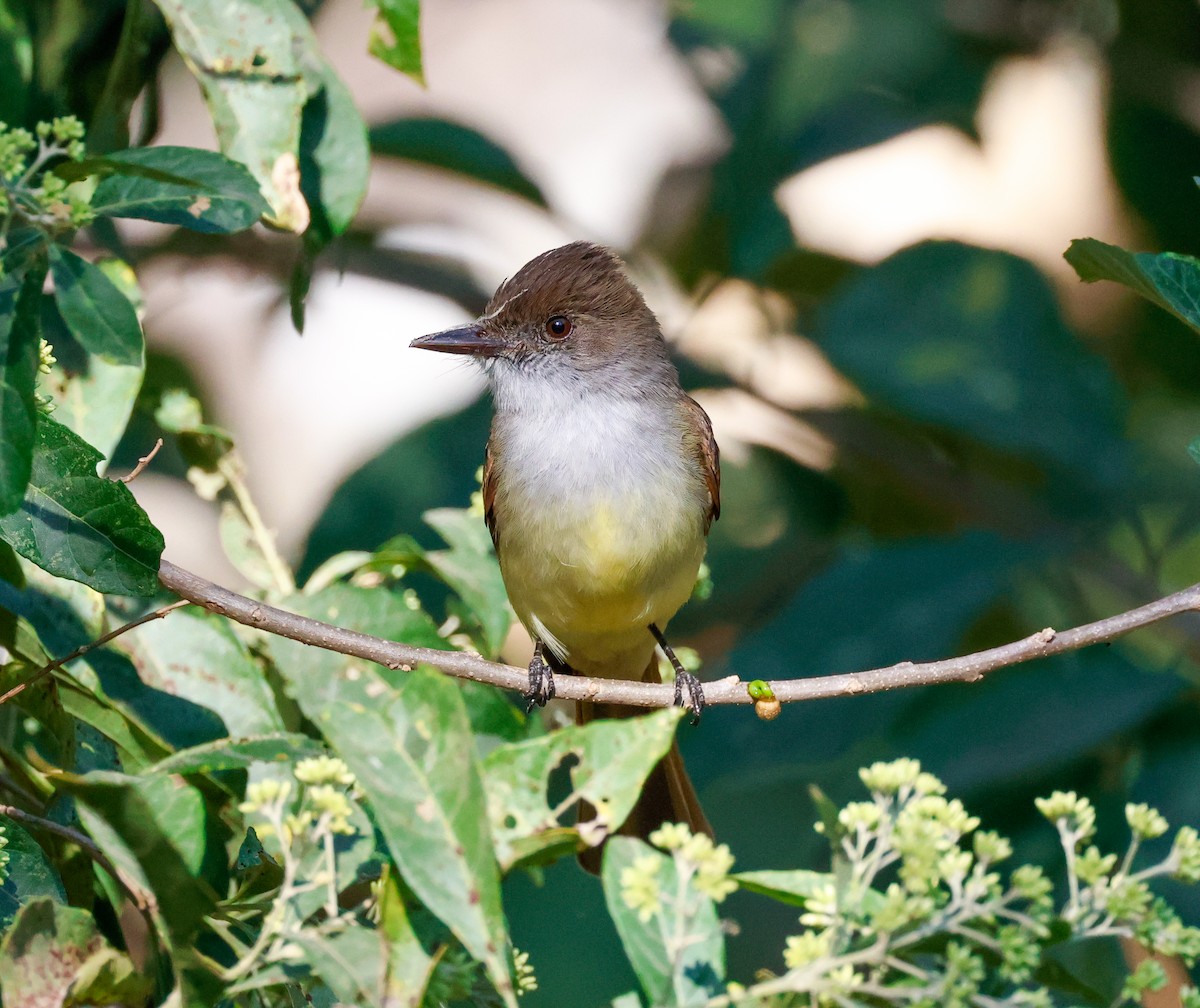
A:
[[491, 394, 706, 573], [488, 392, 708, 670]]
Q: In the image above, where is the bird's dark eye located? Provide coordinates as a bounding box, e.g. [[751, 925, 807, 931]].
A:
[[545, 315, 572, 339]]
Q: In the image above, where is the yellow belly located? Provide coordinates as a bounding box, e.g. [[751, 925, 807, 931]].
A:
[[497, 495, 706, 680]]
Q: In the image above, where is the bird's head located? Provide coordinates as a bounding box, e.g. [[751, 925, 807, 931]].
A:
[[411, 242, 675, 391]]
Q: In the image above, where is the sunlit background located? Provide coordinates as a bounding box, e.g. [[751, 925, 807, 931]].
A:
[[100, 0, 1200, 1001]]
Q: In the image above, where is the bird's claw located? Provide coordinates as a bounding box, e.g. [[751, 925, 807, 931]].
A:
[[524, 646, 556, 712], [649, 622, 705, 726], [673, 669, 705, 726]]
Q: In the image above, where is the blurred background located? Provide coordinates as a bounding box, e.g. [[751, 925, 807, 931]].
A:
[[49, 0, 1200, 1001]]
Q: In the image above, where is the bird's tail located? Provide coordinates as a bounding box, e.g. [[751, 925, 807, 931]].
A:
[[575, 656, 712, 873]]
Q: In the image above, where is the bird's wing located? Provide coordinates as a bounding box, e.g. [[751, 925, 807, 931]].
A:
[[482, 438, 501, 551], [682, 395, 720, 532]]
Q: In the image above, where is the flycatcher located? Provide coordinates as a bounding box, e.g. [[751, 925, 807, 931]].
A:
[[411, 241, 718, 845]]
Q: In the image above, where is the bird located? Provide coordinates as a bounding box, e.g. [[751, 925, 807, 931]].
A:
[[411, 240, 718, 852]]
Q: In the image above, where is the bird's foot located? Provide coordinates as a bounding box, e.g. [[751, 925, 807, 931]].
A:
[[649, 623, 705, 726], [524, 642, 556, 712], [672, 669, 706, 726]]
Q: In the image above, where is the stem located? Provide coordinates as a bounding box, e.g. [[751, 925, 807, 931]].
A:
[[219, 455, 295, 595], [116, 437, 163, 483], [668, 857, 698, 1006], [703, 939, 890, 1007], [993, 902, 1049, 936], [224, 801, 296, 981], [18, 141, 66, 188], [949, 923, 1002, 953], [322, 821, 339, 922], [157, 559, 1200, 711], [0, 599, 189, 706], [0, 802, 155, 911], [1118, 835, 1140, 881], [1060, 823, 1082, 921]]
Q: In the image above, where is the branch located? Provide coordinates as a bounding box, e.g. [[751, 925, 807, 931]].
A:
[[115, 437, 163, 483], [0, 803, 156, 912], [0, 599, 190, 706], [157, 559, 1200, 710]]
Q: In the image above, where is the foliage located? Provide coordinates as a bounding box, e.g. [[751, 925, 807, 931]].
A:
[[600, 759, 1200, 1007], [0, 1, 1198, 1007]]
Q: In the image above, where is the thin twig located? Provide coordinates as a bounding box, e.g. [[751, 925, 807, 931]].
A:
[[0, 802, 156, 912], [115, 437, 164, 483], [156, 559, 1200, 711], [219, 453, 296, 596], [0, 599, 190, 706]]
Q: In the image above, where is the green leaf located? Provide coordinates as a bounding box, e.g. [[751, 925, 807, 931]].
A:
[[0, 818, 66, 930], [40, 271, 144, 464], [149, 0, 307, 230], [601, 837, 725, 1008], [45, 351, 142, 468], [291, 61, 370, 330], [426, 509, 511, 656], [819, 242, 1126, 482], [117, 608, 285, 738], [144, 732, 325, 776], [379, 866, 436, 1007], [218, 500, 276, 590], [368, 0, 423, 83], [0, 416, 164, 595], [148, 0, 358, 233], [0, 1, 30, 124], [0, 898, 148, 1008], [457, 678, 534, 742], [300, 63, 369, 241], [482, 709, 683, 871], [48, 247, 143, 367], [292, 928, 387, 1004], [267, 582, 444, 681], [0, 267, 43, 515], [1065, 238, 1200, 337], [59, 770, 220, 944], [370, 118, 545, 205], [411, 507, 512, 657], [56, 679, 173, 773], [732, 868, 834, 907], [62, 944, 155, 1006], [87, 145, 270, 233], [85, 0, 167, 153], [277, 663, 516, 1008], [0, 559, 186, 770]]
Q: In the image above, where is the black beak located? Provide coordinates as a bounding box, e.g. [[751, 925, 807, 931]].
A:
[[410, 323, 510, 357]]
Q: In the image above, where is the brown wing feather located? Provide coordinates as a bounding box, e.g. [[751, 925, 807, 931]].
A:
[[683, 395, 720, 532], [481, 438, 500, 550]]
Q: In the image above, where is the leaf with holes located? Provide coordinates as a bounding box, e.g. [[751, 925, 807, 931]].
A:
[[482, 708, 683, 871]]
